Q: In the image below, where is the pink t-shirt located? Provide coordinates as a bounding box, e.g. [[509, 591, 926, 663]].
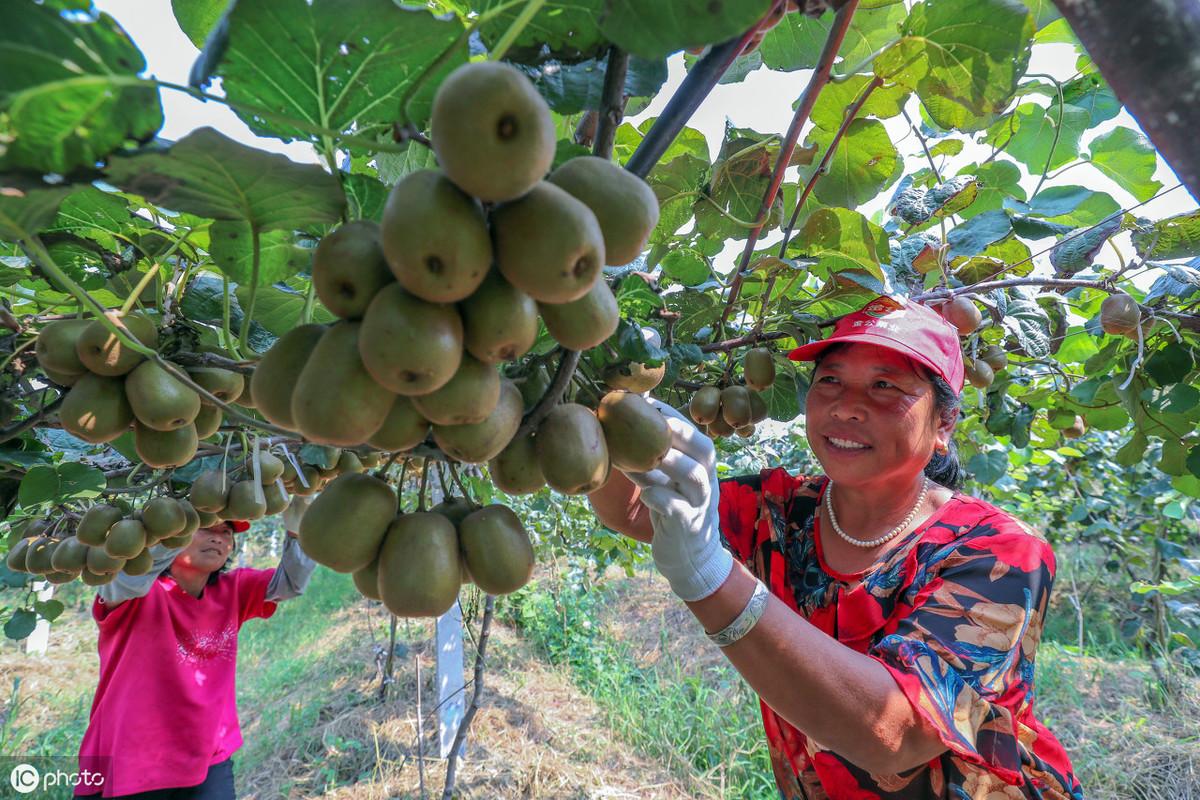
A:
[[76, 568, 277, 797]]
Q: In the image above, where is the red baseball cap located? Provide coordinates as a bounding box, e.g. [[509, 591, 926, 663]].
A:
[[204, 519, 250, 533], [787, 295, 965, 393]]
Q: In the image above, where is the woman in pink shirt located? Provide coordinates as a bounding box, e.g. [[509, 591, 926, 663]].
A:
[[76, 507, 315, 799]]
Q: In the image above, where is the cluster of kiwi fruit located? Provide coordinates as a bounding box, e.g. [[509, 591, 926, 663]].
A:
[[279, 446, 380, 498], [36, 314, 247, 467], [6, 496, 200, 586], [247, 60, 659, 464], [297, 472, 534, 617], [188, 448, 294, 522], [687, 348, 775, 438]]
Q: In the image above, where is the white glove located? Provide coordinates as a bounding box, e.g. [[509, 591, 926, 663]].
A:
[[624, 399, 733, 602], [282, 494, 311, 533]]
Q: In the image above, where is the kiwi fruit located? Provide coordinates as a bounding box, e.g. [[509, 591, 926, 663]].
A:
[[87, 546, 126, 575], [535, 404, 610, 495], [460, 271, 538, 364], [494, 182, 605, 304], [313, 220, 395, 319], [125, 361, 201, 431], [597, 391, 672, 472], [736, 424, 756, 438], [122, 547, 154, 576], [105, 520, 147, 559], [251, 324, 326, 430], [80, 567, 116, 586], [188, 367, 245, 404], [379, 171, 491, 304], [178, 499, 201, 537], [1099, 293, 1141, 335], [60, 373, 133, 443], [35, 319, 91, 377], [488, 431, 545, 495], [538, 279, 619, 351], [336, 451, 363, 475], [134, 421, 198, 469], [1062, 415, 1087, 439], [412, 355, 500, 426], [978, 345, 1008, 371], [430, 61, 555, 203], [359, 283, 464, 396], [224, 480, 267, 521], [193, 403, 223, 439], [940, 297, 982, 336], [75, 312, 158, 376], [292, 322, 395, 446], [255, 452, 285, 483], [42, 366, 82, 386], [352, 557, 382, 600], [376, 512, 462, 618], [49, 536, 88, 574], [748, 390, 769, 425], [6, 537, 33, 572], [602, 362, 665, 393], [299, 473, 397, 573], [547, 156, 659, 266], [707, 415, 734, 438], [742, 348, 776, 391], [368, 395, 430, 452], [431, 497, 480, 529], [965, 358, 994, 389], [77, 504, 124, 546], [24, 536, 59, 574], [431, 378, 522, 463], [689, 386, 722, 426], [195, 509, 221, 529], [262, 481, 289, 515], [142, 497, 187, 540], [189, 470, 229, 513], [458, 505, 534, 595], [720, 386, 752, 428]]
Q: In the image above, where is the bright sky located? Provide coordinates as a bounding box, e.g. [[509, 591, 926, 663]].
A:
[[94, 0, 1196, 282]]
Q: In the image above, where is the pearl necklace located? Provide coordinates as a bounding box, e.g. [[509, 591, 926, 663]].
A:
[[825, 477, 930, 549]]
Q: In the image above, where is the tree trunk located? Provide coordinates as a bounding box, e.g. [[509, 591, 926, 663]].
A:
[[1052, 0, 1200, 202]]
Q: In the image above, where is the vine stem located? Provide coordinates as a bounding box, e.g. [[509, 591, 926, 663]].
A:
[[0, 396, 64, 445], [902, 107, 941, 183], [441, 594, 496, 800], [238, 227, 261, 352], [487, 0, 548, 62], [1027, 73, 1065, 197], [753, 74, 883, 333], [714, 0, 862, 342]]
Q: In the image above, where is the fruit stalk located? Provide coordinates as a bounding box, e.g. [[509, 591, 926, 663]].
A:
[[715, 0, 862, 342]]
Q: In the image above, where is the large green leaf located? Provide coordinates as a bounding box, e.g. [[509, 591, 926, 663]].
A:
[[0, 4, 163, 174], [875, 0, 1034, 131], [106, 128, 345, 232], [809, 75, 911, 131], [1088, 127, 1163, 203], [207, 0, 467, 142], [209, 224, 312, 287], [171, 0, 229, 49], [471, 0, 606, 63], [234, 285, 335, 335], [601, 0, 772, 60], [791, 207, 889, 283], [1049, 215, 1122, 277], [1132, 211, 1200, 261], [956, 160, 1025, 218], [946, 209, 1012, 259], [45, 187, 145, 253], [0, 183, 78, 242], [803, 119, 900, 209], [18, 463, 105, 507], [995, 102, 1091, 175], [1062, 74, 1120, 127], [889, 175, 978, 224], [524, 54, 668, 115], [760, 1, 907, 74]]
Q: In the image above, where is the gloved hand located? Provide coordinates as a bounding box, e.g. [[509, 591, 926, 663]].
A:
[[624, 399, 732, 602], [281, 494, 311, 535]]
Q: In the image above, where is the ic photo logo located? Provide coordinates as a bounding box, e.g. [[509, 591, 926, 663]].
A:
[[9, 763, 39, 794]]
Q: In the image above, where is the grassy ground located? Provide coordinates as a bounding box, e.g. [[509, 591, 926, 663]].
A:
[[1, 555, 1197, 799]]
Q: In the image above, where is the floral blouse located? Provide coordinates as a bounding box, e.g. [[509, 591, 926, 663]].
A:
[[717, 468, 1084, 799]]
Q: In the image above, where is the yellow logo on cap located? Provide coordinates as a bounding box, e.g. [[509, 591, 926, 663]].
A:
[[862, 297, 904, 318]]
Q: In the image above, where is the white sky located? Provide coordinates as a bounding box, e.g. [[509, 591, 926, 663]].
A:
[[95, 0, 1196, 282]]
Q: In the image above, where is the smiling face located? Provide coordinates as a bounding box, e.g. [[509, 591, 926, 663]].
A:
[[174, 523, 236, 574], [805, 343, 955, 490]]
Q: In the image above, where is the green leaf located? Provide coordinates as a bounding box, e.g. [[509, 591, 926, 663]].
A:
[[171, 0, 229, 49], [791, 208, 889, 283], [1001, 290, 1051, 359], [1062, 74, 1120, 127], [1049, 215, 1121, 277], [1002, 102, 1091, 174], [803, 119, 900, 209], [889, 175, 978, 224], [0, 183, 77, 242], [1015, 0, 1060, 28], [106, 127, 345, 232], [650, 153, 710, 242], [1144, 263, 1200, 305], [1014, 185, 1121, 227], [660, 248, 711, 287], [342, 173, 389, 223], [374, 141, 439, 185], [956, 160, 1025, 218], [1115, 431, 1149, 467], [1132, 210, 1200, 261], [601, 0, 772, 60], [928, 139, 964, 158], [207, 0, 466, 141], [527, 54, 668, 115], [234, 284, 334, 336], [761, 1, 907, 74], [810, 76, 911, 132], [0, 5, 164, 174], [4, 609, 37, 641], [1144, 343, 1195, 386], [1186, 444, 1200, 479], [181, 275, 275, 351], [761, 359, 803, 422], [33, 598, 64, 622], [875, 0, 1034, 131], [47, 187, 145, 254], [1088, 127, 1163, 202], [18, 463, 106, 507], [946, 210, 1012, 259], [952, 236, 1031, 283], [209, 225, 312, 287], [471, 0, 606, 63], [969, 450, 1008, 484]]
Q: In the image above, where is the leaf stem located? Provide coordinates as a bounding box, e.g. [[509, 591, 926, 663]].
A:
[[238, 227, 261, 352], [487, 0, 548, 62], [119, 263, 163, 315]]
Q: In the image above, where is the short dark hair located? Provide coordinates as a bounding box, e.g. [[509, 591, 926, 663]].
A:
[[811, 343, 965, 491]]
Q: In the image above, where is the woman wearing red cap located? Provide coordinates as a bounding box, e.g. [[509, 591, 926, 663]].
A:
[[76, 502, 315, 799], [590, 295, 1083, 799]]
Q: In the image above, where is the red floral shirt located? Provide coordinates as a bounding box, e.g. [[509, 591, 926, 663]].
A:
[[717, 468, 1083, 799]]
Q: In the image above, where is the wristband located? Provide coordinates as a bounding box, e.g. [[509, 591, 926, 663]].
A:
[[706, 579, 769, 648]]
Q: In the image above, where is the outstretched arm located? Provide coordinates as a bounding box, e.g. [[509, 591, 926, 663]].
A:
[[264, 532, 316, 602], [96, 543, 187, 607]]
